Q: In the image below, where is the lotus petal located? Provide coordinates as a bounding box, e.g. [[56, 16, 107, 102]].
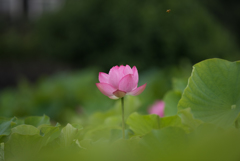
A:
[[128, 83, 147, 96], [96, 83, 116, 96]]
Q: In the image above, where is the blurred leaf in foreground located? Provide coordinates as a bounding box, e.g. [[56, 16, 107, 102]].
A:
[[24, 115, 50, 128]]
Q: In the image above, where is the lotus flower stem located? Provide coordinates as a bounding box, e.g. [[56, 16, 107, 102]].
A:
[[121, 97, 125, 139], [235, 119, 239, 129]]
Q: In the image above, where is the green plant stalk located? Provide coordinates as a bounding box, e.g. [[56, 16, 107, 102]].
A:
[[235, 114, 240, 129], [121, 97, 125, 139], [235, 119, 239, 129], [157, 116, 160, 129]]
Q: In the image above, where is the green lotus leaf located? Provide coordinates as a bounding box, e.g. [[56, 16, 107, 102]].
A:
[[163, 90, 181, 116], [178, 58, 240, 127], [11, 125, 40, 135], [0, 117, 18, 136], [5, 133, 43, 159], [127, 113, 187, 136], [39, 125, 60, 146], [126, 113, 160, 136], [5, 125, 43, 159], [178, 108, 203, 130], [24, 115, 50, 128], [58, 124, 81, 147]]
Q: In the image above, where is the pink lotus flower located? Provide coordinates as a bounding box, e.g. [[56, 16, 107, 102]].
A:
[[96, 65, 147, 99], [148, 101, 165, 117]]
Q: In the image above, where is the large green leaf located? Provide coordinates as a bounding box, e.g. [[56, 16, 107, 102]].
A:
[[58, 124, 81, 147], [178, 108, 203, 130], [39, 125, 60, 146], [0, 117, 18, 136], [6, 124, 60, 159], [126, 113, 160, 136], [11, 125, 40, 135], [24, 115, 50, 128], [5, 125, 43, 159], [127, 113, 187, 136], [5, 133, 43, 159], [159, 115, 185, 129], [178, 58, 240, 127], [163, 90, 181, 116]]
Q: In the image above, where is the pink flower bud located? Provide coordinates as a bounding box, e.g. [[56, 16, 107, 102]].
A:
[[96, 65, 147, 99], [148, 101, 165, 117]]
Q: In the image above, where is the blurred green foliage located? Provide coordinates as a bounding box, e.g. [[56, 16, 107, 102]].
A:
[[34, 0, 239, 70], [0, 59, 240, 161], [0, 69, 112, 123], [0, 63, 190, 123], [1, 101, 240, 161]]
